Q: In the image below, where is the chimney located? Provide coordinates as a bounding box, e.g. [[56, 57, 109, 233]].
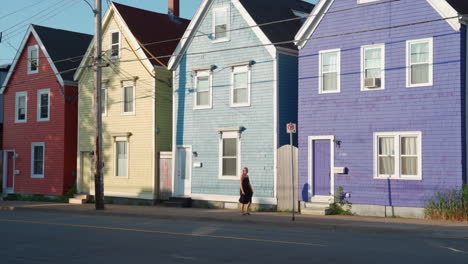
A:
[[168, 0, 180, 17]]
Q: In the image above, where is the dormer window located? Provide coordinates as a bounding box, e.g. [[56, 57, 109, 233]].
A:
[[213, 7, 229, 41], [27, 45, 39, 74], [110, 31, 120, 58]]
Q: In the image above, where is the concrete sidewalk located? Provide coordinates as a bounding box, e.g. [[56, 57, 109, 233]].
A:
[[1, 200, 467, 239]]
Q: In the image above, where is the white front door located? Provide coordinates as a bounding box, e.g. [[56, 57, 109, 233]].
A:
[[175, 146, 191, 197]]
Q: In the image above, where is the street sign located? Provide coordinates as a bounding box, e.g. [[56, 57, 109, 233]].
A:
[[287, 123, 296, 134]]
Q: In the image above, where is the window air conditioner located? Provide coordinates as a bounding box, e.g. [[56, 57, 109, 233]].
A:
[[364, 78, 381, 89]]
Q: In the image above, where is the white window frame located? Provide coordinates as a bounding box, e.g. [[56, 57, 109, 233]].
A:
[[27, 45, 39, 74], [102, 84, 108, 116], [373, 131, 422, 180], [121, 80, 135, 115], [406, 38, 433, 88], [193, 70, 212, 110], [37, 89, 50, 121], [212, 6, 230, 42], [110, 30, 121, 59], [319, 49, 341, 94], [230, 65, 251, 107], [361, 44, 385, 91], [15, 91, 28, 123], [114, 137, 129, 178], [358, 0, 381, 3], [31, 142, 45, 178], [218, 131, 241, 180]]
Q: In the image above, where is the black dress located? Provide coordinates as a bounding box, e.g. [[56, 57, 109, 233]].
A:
[[239, 176, 253, 204]]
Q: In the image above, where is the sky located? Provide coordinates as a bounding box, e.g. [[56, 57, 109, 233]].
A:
[[0, 0, 317, 66]]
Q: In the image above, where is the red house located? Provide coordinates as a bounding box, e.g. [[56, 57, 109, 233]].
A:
[[1, 25, 92, 196]]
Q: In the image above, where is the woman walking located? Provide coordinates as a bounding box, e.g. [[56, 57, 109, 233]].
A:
[[239, 167, 254, 215]]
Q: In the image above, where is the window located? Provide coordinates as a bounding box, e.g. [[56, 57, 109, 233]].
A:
[[110, 31, 120, 58], [231, 65, 250, 107], [219, 131, 240, 179], [194, 70, 212, 109], [122, 81, 135, 114], [15, 91, 27, 123], [213, 7, 229, 41], [358, 0, 381, 3], [115, 139, 128, 177], [37, 89, 50, 121], [319, 49, 340, 93], [101, 85, 107, 116], [31, 142, 45, 178], [361, 44, 385, 90], [407, 38, 433, 87], [27, 45, 39, 74], [374, 132, 422, 180]]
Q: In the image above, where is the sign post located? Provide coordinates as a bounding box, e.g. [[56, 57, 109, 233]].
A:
[[286, 123, 297, 221]]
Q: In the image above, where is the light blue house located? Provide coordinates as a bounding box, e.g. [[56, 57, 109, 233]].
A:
[[168, 0, 313, 207]]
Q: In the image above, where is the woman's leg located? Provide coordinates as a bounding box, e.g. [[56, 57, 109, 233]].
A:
[[241, 203, 245, 214], [247, 202, 251, 214]]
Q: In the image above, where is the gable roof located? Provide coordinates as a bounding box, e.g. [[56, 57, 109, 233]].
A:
[[33, 25, 93, 81], [446, 0, 468, 14], [1, 25, 92, 94], [239, 0, 314, 50], [168, 0, 314, 70], [295, 0, 465, 50], [112, 2, 190, 66]]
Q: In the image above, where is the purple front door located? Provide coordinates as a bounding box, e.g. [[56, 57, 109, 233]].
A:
[[312, 140, 331, 197]]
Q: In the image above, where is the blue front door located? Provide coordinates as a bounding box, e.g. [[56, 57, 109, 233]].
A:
[[312, 140, 331, 197]]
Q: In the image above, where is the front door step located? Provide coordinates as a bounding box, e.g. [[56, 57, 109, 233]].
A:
[[301, 202, 332, 215], [165, 197, 192, 208], [69, 194, 89, 204]]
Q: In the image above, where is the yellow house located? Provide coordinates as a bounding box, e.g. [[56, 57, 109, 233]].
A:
[[74, 1, 189, 201]]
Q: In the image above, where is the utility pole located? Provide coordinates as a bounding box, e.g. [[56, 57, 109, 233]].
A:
[[93, 0, 104, 210]]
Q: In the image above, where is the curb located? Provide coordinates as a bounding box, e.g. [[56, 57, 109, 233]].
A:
[[4, 205, 467, 239]]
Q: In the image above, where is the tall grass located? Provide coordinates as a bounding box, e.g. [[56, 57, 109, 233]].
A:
[[425, 185, 468, 221]]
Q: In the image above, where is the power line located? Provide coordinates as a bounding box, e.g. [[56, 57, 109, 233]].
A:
[[0, 0, 52, 21], [1, 14, 461, 90]]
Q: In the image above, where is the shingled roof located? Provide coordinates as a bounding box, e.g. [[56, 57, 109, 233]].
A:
[[113, 2, 191, 66], [446, 0, 468, 15], [33, 25, 92, 82], [239, 0, 314, 50]]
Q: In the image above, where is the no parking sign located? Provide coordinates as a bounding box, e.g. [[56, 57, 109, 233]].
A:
[[286, 123, 296, 134]]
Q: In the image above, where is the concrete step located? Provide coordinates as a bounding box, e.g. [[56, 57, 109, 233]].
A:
[[74, 194, 89, 200], [166, 197, 192, 208], [304, 202, 331, 210], [69, 198, 87, 205], [301, 207, 331, 216]]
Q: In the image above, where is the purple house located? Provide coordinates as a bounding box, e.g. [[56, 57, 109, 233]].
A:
[[295, 0, 468, 218]]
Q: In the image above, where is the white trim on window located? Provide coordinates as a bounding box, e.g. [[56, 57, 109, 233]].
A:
[[358, 0, 381, 3], [114, 137, 129, 178], [212, 6, 230, 43], [31, 142, 45, 178], [193, 70, 213, 110], [361, 44, 385, 91], [102, 84, 108, 116], [121, 80, 135, 115], [319, 49, 341, 94], [406, 38, 433, 88], [15, 91, 27, 123], [218, 130, 241, 180], [373, 131, 422, 180], [230, 65, 251, 107], [27, 45, 39, 74], [37, 88, 50, 121], [110, 30, 121, 59]]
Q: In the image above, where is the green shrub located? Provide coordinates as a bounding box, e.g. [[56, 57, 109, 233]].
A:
[[425, 185, 468, 221], [328, 186, 353, 215]]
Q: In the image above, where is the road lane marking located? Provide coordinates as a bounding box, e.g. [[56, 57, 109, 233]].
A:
[[0, 218, 324, 247], [441, 246, 465, 253]]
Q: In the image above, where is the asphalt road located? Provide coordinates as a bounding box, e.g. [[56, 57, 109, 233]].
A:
[[0, 210, 466, 264]]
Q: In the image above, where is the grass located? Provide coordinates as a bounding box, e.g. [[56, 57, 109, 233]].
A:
[[425, 185, 468, 221], [4, 185, 77, 203]]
